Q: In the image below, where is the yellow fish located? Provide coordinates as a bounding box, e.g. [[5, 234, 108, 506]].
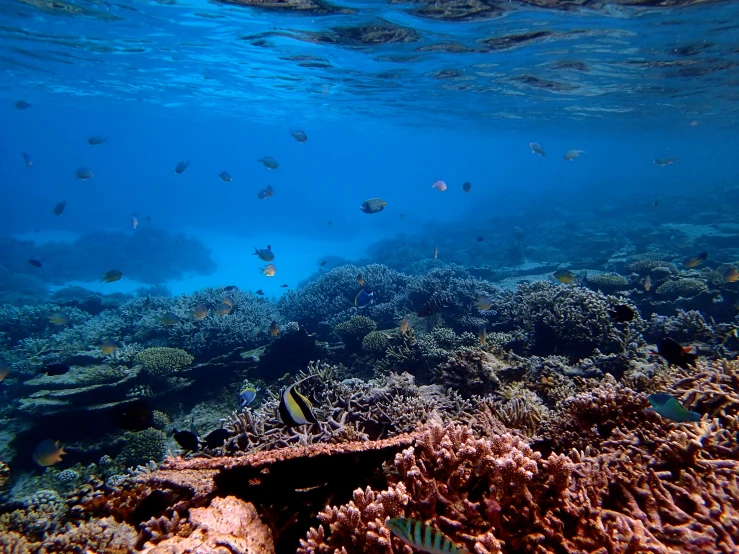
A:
[[222, 296, 234, 308], [269, 320, 280, 337], [0, 362, 10, 382], [99, 339, 118, 355], [262, 264, 276, 277], [279, 376, 318, 427], [683, 252, 707, 269], [475, 295, 493, 310], [33, 439, 66, 467], [479, 326, 487, 347], [215, 303, 232, 316], [644, 274, 652, 291], [193, 303, 208, 320], [100, 270, 123, 283], [553, 270, 577, 284], [357, 273, 365, 287], [48, 312, 70, 325], [400, 314, 409, 336]]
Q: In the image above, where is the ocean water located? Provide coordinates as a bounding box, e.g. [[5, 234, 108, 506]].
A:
[[1, 0, 739, 551]]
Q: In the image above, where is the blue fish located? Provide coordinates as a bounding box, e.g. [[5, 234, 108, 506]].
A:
[[647, 393, 700, 423], [240, 387, 257, 407], [354, 286, 374, 309], [386, 517, 469, 554]]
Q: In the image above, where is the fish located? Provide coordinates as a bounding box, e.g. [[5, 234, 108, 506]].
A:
[[23, 152, 33, 168], [462, 182, 472, 193], [433, 247, 438, 260], [479, 326, 487, 346], [608, 304, 635, 323], [101, 270, 123, 283], [262, 264, 276, 277], [563, 149, 585, 161], [476, 236, 484, 242], [720, 266, 739, 283], [113, 400, 153, 431], [173, 429, 200, 452], [28, 259, 42, 268], [131, 213, 138, 230], [553, 269, 577, 284], [160, 312, 181, 325], [203, 428, 231, 449], [174, 160, 190, 174], [269, 320, 280, 336], [218, 171, 232, 182], [258, 157, 279, 169], [33, 439, 66, 467], [357, 273, 365, 287], [44, 363, 71, 376], [290, 129, 308, 143], [400, 314, 409, 335], [100, 339, 118, 355], [15, 100, 31, 110], [87, 136, 107, 145], [256, 290, 265, 296], [647, 393, 700, 423], [254, 245, 275, 262], [48, 312, 70, 325], [400, 213, 405, 219], [144, 296, 152, 311], [193, 303, 208, 320], [654, 157, 676, 166], [280, 284, 289, 288], [653, 200, 659, 208], [530, 142, 546, 156], [418, 296, 447, 317], [257, 185, 275, 200], [682, 252, 708, 269], [475, 295, 493, 311], [327, 220, 333, 226], [386, 517, 469, 554], [656, 337, 699, 369], [224, 286, 238, 291], [431, 180, 447, 192], [53, 201, 66, 216], [76, 167, 94, 180], [320, 261, 327, 267], [644, 274, 652, 292], [360, 198, 387, 214], [215, 303, 232, 316], [354, 287, 374, 309], [0, 362, 10, 382], [240, 387, 258, 407], [279, 376, 318, 427], [222, 296, 235, 308]]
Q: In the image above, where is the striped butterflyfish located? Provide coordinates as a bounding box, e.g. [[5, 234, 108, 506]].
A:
[[278, 376, 318, 427], [386, 517, 469, 554]]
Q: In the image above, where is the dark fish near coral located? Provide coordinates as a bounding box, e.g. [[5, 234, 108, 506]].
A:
[[320, 260, 327, 267], [354, 287, 374, 309], [160, 311, 180, 325], [462, 181, 472, 193], [654, 156, 676, 166], [15, 100, 31, 110], [656, 337, 698, 369], [290, 129, 308, 143], [174, 160, 190, 174], [476, 236, 484, 242], [268, 320, 280, 336], [173, 429, 200, 452], [647, 393, 700, 423], [280, 284, 288, 288], [100, 338, 118, 355], [101, 270, 123, 283], [530, 142, 546, 157], [240, 387, 257, 407], [258, 185, 275, 199], [400, 314, 409, 335], [553, 269, 577, 284], [113, 400, 153, 431], [254, 245, 275, 262], [22, 152, 33, 168], [48, 312, 70, 325], [33, 440, 66, 467], [75, 167, 93, 180], [193, 303, 208, 320], [563, 149, 584, 161], [215, 303, 232, 316], [144, 296, 152, 311], [360, 198, 387, 214], [218, 171, 232, 182], [357, 273, 365, 287], [386, 517, 469, 554], [258, 156, 279, 169], [279, 376, 318, 427], [256, 290, 265, 296], [224, 285, 238, 291], [28, 259, 42, 268], [203, 428, 231, 449], [418, 296, 447, 317], [88, 136, 107, 145], [682, 252, 708, 269], [53, 201, 66, 216], [608, 304, 635, 323], [0, 362, 10, 382], [43, 363, 71, 376]]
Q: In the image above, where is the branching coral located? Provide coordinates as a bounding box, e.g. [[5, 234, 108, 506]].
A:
[[135, 347, 193, 377], [655, 277, 708, 299]]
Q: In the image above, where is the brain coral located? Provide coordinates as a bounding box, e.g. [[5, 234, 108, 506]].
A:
[[361, 330, 390, 357], [135, 347, 193, 377], [627, 259, 675, 275], [654, 278, 707, 299]]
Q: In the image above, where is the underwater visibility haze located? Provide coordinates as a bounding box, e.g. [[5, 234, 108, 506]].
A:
[[1, 0, 739, 552]]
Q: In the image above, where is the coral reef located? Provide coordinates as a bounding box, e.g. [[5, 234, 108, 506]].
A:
[[135, 347, 194, 378], [117, 428, 169, 467]]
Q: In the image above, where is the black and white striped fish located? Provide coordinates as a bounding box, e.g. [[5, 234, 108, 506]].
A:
[[278, 376, 318, 427], [386, 517, 469, 554]]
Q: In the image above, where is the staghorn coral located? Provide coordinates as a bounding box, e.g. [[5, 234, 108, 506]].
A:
[[668, 359, 739, 421], [117, 428, 168, 468], [135, 347, 193, 377], [655, 277, 708, 299]]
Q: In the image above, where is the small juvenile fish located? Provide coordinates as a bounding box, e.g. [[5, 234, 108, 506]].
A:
[[462, 181, 471, 193], [262, 264, 276, 277], [400, 314, 409, 335], [479, 326, 487, 346], [131, 213, 138, 229], [563, 149, 585, 161], [160, 311, 180, 325], [0, 362, 11, 382], [530, 142, 546, 156], [254, 245, 275, 262], [683, 252, 708, 269], [258, 156, 279, 169], [53, 201, 66, 216], [28, 259, 42, 268], [33, 439, 66, 467], [23, 152, 33, 168], [268, 320, 280, 336], [100, 270, 123, 283], [280, 284, 288, 288], [15, 100, 31, 110], [290, 129, 308, 143], [175, 160, 190, 174], [218, 171, 232, 182], [386, 517, 469, 554], [76, 167, 94, 180], [647, 393, 700, 423], [433, 247, 438, 260], [644, 274, 652, 291], [553, 269, 577, 284], [654, 156, 676, 166], [431, 180, 447, 192], [360, 198, 387, 214], [357, 273, 365, 287], [144, 296, 152, 311], [88, 136, 108, 145]]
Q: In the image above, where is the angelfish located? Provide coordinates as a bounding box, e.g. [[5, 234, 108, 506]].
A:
[[279, 376, 318, 427], [386, 517, 469, 554], [647, 393, 700, 423]]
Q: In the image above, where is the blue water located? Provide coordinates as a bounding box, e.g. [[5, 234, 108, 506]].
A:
[[1, 0, 738, 294]]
